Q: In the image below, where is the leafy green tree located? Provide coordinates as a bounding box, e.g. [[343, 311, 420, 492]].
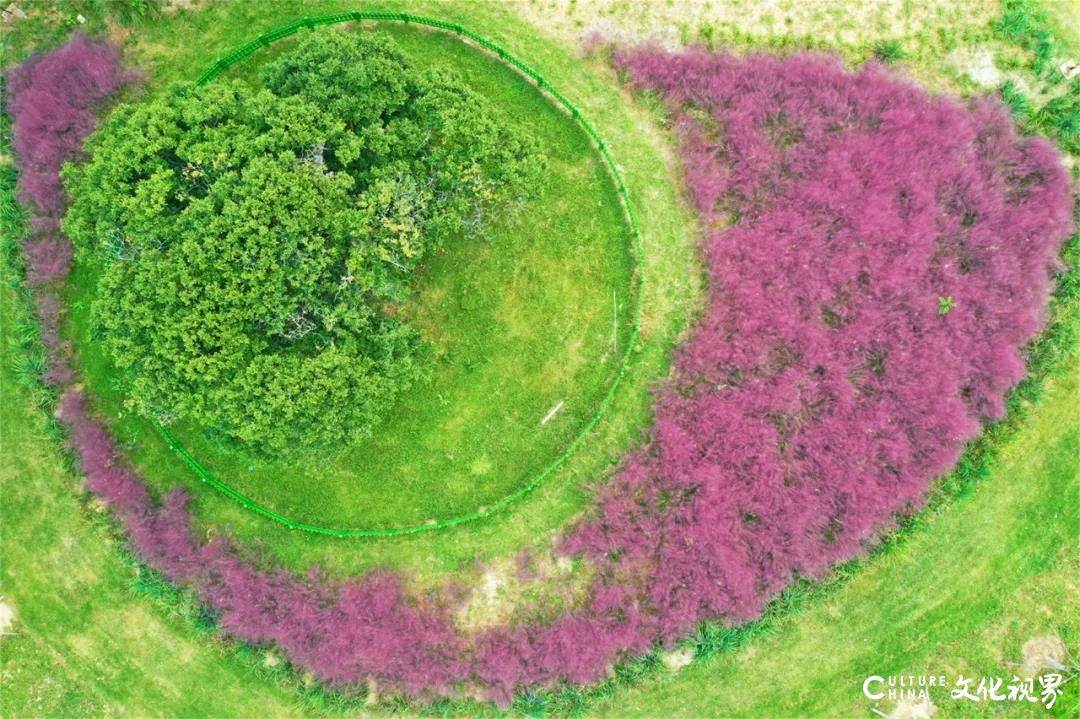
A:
[[63, 29, 544, 453]]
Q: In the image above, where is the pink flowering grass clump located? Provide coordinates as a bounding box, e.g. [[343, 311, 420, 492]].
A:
[[559, 50, 1074, 642], [7, 34, 125, 217], [7, 34, 126, 385], [23, 216, 73, 285]]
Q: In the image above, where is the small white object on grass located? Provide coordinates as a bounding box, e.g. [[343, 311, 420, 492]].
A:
[[661, 647, 695, 672], [1061, 60, 1080, 80], [0, 597, 15, 637], [76, 13, 86, 24], [541, 400, 564, 425]]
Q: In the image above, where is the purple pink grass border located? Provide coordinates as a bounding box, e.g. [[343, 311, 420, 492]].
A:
[[5, 33, 1074, 707]]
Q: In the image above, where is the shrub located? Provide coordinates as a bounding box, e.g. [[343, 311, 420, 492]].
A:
[[995, 0, 1057, 77], [63, 29, 544, 453], [871, 39, 906, 63], [1029, 86, 1080, 156]]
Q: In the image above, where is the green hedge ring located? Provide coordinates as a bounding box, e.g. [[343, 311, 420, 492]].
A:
[[150, 10, 645, 538]]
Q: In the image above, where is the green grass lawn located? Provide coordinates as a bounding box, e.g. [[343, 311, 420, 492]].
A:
[[2, 1, 1077, 717], [0, 271, 310, 718]]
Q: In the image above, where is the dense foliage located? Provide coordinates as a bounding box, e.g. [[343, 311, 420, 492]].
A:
[[13, 35, 1074, 707], [560, 49, 1074, 641], [63, 29, 543, 451], [7, 33, 124, 217]]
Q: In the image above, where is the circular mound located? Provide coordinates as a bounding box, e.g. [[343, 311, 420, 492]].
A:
[[68, 16, 642, 536]]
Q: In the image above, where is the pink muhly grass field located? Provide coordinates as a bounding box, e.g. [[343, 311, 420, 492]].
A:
[[9, 38, 1073, 704]]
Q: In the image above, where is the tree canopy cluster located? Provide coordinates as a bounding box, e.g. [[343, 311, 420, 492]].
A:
[[64, 29, 544, 452]]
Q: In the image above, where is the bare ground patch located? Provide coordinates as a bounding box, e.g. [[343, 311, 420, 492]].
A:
[[512, 0, 997, 51], [453, 546, 592, 632], [0, 597, 15, 636]]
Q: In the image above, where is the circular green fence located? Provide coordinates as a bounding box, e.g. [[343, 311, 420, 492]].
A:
[[152, 11, 645, 538]]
